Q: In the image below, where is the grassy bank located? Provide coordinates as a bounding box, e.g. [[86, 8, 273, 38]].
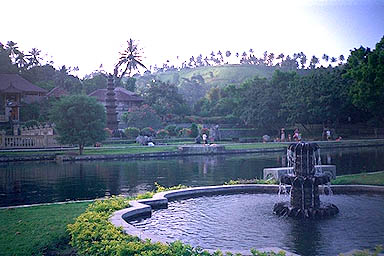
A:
[[0, 202, 90, 256], [1, 139, 384, 158], [332, 171, 384, 186]]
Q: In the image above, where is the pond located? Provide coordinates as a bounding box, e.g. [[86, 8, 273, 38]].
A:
[[130, 193, 384, 256], [1, 146, 384, 207]]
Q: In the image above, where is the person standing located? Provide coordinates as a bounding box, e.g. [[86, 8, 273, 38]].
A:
[[202, 133, 208, 144], [280, 128, 286, 142]]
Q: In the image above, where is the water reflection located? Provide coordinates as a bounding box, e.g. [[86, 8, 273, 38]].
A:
[[1, 146, 384, 207]]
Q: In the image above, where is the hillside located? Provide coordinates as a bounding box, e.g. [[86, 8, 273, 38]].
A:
[[134, 64, 277, 106], [153, 64, 276, 88]]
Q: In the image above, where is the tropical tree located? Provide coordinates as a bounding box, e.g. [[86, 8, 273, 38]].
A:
[[309, 55, 319, 69], [50, 95, 106, 155], [0, 42, 17, 73], [344, 36, 384, 124], [27, 48, 42, 67], [283, 67, 353, 129], [5, 41, 20, 62], [121, 104, 162, 129], [114, 38, 147, 86], [142, 80, 190, 120]]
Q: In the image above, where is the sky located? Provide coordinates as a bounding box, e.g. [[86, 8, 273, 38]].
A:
[[1, 0, 384, 77]]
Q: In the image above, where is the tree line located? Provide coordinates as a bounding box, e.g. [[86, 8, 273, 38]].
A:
[[1, 36, 383, 135]]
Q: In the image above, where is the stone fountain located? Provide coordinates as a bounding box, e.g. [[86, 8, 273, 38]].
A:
[[273, 142, 339, 219]]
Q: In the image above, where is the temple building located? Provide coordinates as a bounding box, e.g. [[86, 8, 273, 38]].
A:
[[88, 86, 144, 128], [0, 74, 47, 123]]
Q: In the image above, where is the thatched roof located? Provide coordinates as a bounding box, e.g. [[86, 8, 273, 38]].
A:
[[89, 87, 143, 102], [46, 87, 69, 98], [0, 74, 47, 95]]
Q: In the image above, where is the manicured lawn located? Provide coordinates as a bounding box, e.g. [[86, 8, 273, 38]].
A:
[[0, 202, 90, 256], [82, 145, 179, 155], [332, 171, 384, 186], [225, 142, 286, 150]]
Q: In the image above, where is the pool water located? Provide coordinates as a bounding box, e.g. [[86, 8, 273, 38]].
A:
[[131, 193, 384, 256]]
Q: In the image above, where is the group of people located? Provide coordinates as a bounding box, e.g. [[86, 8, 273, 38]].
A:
[[278, 127, 342, 142], [276, 128, 301, 142]]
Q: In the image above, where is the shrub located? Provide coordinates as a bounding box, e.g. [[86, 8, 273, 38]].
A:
[[124, 127, 140, 139], [24, 120, 40, 128], [140, 127, 155, 136], [190, 123, 199, 138], [175, 126, 183, 136], [178, 128, 192, 137], [156, 129, 169, 139], [165, 125, 177, 136]]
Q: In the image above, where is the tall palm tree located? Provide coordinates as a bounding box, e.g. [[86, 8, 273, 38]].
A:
[[27, 48, 42, 67], [5, 41, 20, 61], [276, 53, 285, 65], [299, 52, 307, 69], [309, 55, 319, 69], [114, 38, 146, 85], [322, 54, 329, 67], [15, 51, 28, 69]]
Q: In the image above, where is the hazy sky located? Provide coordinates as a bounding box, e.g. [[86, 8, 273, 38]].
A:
[[2, 0, 384, 77]]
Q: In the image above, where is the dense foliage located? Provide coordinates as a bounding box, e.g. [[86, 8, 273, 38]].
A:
[[121, 104, 162, 129], [344, 37, 384, 124], [49, 95, 106, 154]]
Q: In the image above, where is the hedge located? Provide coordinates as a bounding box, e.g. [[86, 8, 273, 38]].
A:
[[67, 186, 287, 256]]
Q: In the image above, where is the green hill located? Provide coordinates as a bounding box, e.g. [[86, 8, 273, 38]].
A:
[[154, 64, 276, 88], [135, 64, 277, 106]]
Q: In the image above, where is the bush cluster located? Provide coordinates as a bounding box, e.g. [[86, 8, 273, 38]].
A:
[[124, 127, 140, 139]]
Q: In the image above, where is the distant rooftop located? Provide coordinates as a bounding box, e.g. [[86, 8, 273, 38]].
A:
[[0, 74, 47, 95]]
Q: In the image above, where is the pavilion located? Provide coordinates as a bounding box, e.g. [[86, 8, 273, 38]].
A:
[[0, 74, 47, 123]]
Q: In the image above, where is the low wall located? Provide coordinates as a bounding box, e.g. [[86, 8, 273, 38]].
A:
[[0, 135, 61, 149]]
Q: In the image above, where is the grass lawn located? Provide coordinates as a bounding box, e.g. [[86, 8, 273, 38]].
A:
[[332, 171, 384, 186], [82, 145, 179, 155], [0, 202, 90, 256], [225, 142, 286, 150]]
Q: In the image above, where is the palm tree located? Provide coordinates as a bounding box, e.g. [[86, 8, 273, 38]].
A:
[[267, 52, 275, 66], [27, 48, 42, 67], [114, 38, 147, 85], [5, 41, 20, 61], [338, 54, 345, 65], [217, 50, 223, 63], [299, 52, 307, 69], [15, 51, 28, 69], [309, 55, 319, 69], [322, 54, 329, 67], [276, 53, 285, 66]]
